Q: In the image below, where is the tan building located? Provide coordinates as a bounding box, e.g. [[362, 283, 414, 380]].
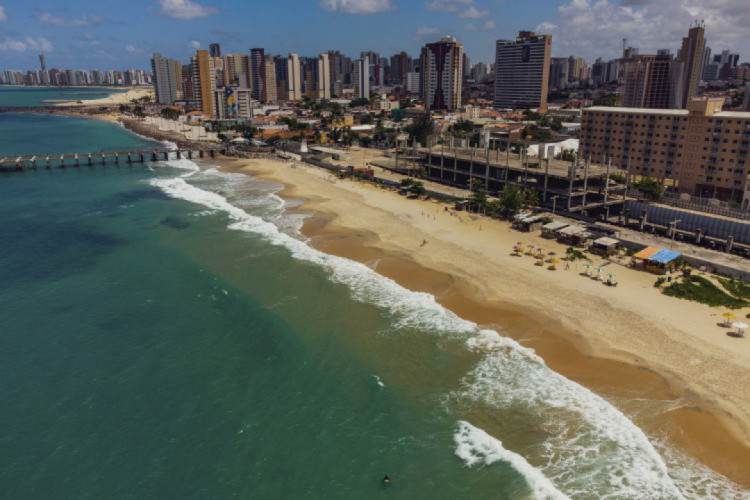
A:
[[422, 36, 463, 111], [263, 59, 277, 103], [493, 31, 551, 110], [580, 97, 750, 204], [677, 24, 705, 108], [191, 50, 215, 118]]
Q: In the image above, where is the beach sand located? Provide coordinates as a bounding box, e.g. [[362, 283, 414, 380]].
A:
[[55, 87, 153, 107], [220, 154, 750, 487]]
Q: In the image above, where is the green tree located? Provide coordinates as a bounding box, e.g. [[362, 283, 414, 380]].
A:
[[631, 177, 664, 201], [554, 148, 577, 162], [491, 185, 538, 219], [593, 93, 621, 106], [408, 181, 426, 196], [359, 136, 372, 147], [404, 111, 434, 146], [468, 178, 488, 209], [533, 129, 554, 142], [360, 113, 374, 125], [349, 97, 370, 108]]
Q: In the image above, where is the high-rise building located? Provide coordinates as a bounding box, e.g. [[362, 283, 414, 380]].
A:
[[353, 56, 370, 99], [421, 36, 463, 111], [677, 23, 705, 108], [263, 58, 277, 103], [317, 53, 331, 99], [151, 53, 179, 105], [493, 31, 551, 110], [287, 53, 302, 101], [621, 54, 684, 109], [39, 54, 46, 72], [250, 48, 266, 102], [209, 43, 221, 58], [390, 51, 410, 85], [190, 50, 215, 117]]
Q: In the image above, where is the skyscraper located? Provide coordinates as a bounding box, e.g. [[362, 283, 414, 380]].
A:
[[677, 23, 705, 108], [493, 31, 551, 110], [287, 53, 302, 101], [263, 58, 277, 103], [317, 53, 331, 100], [421, 36, 463, 111], [209, 43, 221, 58], [190, 50, 215, 117], [353, 56, 370, 99], [151, 53, 179, 105], [39, 54, 46, 72], [621, 53, 684, 109], [250, 48, 266, 102]]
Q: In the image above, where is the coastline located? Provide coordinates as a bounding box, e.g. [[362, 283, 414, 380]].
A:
[[217, 154, 750, 488]]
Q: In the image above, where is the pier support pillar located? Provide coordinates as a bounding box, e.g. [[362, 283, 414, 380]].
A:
[[176, 150, 181, 159], [695, 229, 703, 244], [726, 235, 734, 253]]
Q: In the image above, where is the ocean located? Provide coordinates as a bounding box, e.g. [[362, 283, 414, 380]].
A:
[[0, 110, 746, 499], [0, 85, 127, 107]]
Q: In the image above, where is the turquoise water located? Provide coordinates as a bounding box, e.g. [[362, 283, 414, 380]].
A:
[[0, 113, 745, 498], [0, 85, 127, 108]]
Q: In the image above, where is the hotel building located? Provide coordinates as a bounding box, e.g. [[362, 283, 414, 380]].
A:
[[579, 98, 750, 205], [493, 31, 551, 110]]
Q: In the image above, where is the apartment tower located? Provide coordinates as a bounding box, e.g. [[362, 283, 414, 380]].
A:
[[421, 36, 463, 111], [493, 31, 551, 110]]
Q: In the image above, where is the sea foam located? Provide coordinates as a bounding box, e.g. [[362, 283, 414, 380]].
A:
[[454, 421, 568, 500], [149, 164, 743, 499]]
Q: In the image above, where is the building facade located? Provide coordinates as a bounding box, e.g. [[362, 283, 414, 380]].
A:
[[621, 54, 684, 109], [353, 56, 370, 99], [190, 50, 215, 117], [494, 31, 551, 110], [579, 98, 750, 202], [677, 24, 705, 108], [421, 36, 463, 111], [151, 52, 179, 105]]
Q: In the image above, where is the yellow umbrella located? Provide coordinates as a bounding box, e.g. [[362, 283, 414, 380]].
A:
[[549, 258, 559, 270], [722, 312, 736, 327]]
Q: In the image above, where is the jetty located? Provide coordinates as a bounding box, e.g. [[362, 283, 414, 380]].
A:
[[0, 148, 216, 172]]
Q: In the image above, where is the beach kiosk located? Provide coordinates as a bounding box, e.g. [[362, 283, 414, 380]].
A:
[[632, 247, 682, 274], [590, 236, 620, 257], [513, 212, 548, 232], [557, 225, 593, 247], [541, 221, 568, 239]]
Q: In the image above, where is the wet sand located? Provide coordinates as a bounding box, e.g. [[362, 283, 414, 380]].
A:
[[219, 156, 750, 488]]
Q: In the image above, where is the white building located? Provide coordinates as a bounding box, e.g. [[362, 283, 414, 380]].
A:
[[353, 56, 370, 99]]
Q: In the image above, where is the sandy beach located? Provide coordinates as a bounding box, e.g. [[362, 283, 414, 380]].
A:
[[54, 87, 153, 107], [219, 154, 750, 487]]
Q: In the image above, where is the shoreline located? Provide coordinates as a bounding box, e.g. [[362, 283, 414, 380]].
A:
[[217, 155, 750, 488]]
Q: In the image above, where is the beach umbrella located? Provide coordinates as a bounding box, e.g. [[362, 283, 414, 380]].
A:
[[582, 263, 593, 275], [549, 258, 559, 270], [731, 322, 748, 331], [723, 312, 736, 326], [607, 273, 617, 280]]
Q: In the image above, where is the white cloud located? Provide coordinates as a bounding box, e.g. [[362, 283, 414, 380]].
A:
[[458, 6, 487, 18], [39, 12, 102, 26], [125, 44, 140, 53], [417, 26, 441, 37], [535, 21, 558, 32], [551, 0, 749, 60], [159, 0, 217, 20], [465, 22, 478, 31], [0, 36, 52, 53], [482, 20, 496, 30], [0, 5, 6, 22], [318, 0, 396, 13], [189, 40, 201, 48], [425, 0, 472, 12]]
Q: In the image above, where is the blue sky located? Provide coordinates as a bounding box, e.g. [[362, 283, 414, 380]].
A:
[[0, 0, 745, 70]]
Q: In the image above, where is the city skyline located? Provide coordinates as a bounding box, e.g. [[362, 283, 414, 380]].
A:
[[0, 0, 747, 70]]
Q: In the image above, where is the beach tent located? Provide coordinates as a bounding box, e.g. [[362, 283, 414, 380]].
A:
[[591, 236, 620, 257], [541, 221, 568, 238]]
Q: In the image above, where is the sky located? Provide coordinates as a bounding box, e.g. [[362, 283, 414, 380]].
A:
[[0, 0, 747, 70]]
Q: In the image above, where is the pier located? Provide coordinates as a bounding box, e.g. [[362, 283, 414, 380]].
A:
[[0, 148, 216, 172]]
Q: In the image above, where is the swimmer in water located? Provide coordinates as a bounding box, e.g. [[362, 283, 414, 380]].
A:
[[382, 475, 391, 485]]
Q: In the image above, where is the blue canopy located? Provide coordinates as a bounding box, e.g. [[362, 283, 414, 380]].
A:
[[648, 249, 682, 264]]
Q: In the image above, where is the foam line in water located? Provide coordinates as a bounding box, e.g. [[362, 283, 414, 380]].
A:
[[149, 174, 729, 498], [454, 421, 568, 500]]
